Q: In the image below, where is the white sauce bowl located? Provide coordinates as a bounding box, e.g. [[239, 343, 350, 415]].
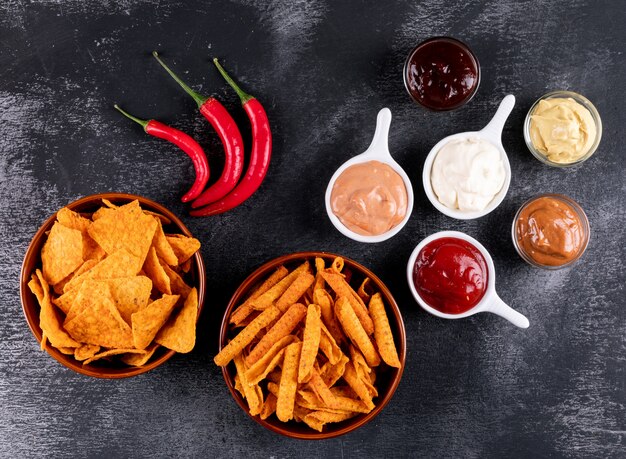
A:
[[325, 108, 414, 243], [422, 95, 515, 220]]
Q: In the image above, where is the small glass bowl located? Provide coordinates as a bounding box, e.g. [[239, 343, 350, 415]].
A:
[[511, 193, 590, 270], [403, 36, 481, 111], [523, 90, 602, 167]]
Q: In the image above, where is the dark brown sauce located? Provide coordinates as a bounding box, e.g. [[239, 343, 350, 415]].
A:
[[404, 37, 479, 111]]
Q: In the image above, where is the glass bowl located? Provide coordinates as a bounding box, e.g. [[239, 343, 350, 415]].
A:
[[403, 36, 481, 111], [523, 90, 602, 167], [511, 193, 590, 270]]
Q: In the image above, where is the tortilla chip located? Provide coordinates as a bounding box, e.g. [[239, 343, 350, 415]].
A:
[[74, 344, 101, 361], [29, 273, 44, 303], [63, 249, 141, 293], [165, 234, 201, 264], [152, 222, 178, 266], [230, 266, 289, 326], [132, 294, 179, 349], [349, 345, 377, 398], [276, 342, 302, 422], [275, 272, 315, 313], [101, 198, 119, 208], [294, 404, 313, 423], [215, 305, 281, 366], [57, 207, 91, 232], [52, 275, 72, 296], [245, 335, 297, 385], [321, 271, 374, 335], [64, 295, 134, 348], [105, 276, 153, 324], [154, 288, 197, 353], [41, 222, 84, 285], [71, 258, 100, 278], [369, 293, 401, 368], [64, 279, 113, 324], [88, 200, 157, 267], [56, 207, 102, 261], [91, 207, 114, 221], [318, 322, 343, 365], [143, 210, 171, 225], [161, 263, 191, 298], [342, 361, 375, 410], [321, 354, 349, 387], [335, 296, 380, 367], [121, 343, 159, 366], [143, 247, 171, 295], [330, 257, 344, 274], [178, 259, 192, 273], [31, 270, 80, 349], [260, 393, 278, 420], [313, 288, 345, 346], [83, 348, 146, 366], [249, 261, 310, 311], [267, 382, 280, 397], [57, 346, 76, 355], [307, 369, 338, 408], [298, 304, 321, 383], [330, 386, 357, 399], [246, 303, 306, 366], [234, 354, 264, 416], [303, 410, 357, 432], [357, 278, 373, 304], [314, 257, 325, 273]]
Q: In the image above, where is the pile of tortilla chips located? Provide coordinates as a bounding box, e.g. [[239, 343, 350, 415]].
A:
[[214, 257, 401, 432], [28, 199, 201, 367]]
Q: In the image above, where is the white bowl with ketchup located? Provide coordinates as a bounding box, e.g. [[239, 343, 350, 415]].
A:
[[406, 230, 529, 328], [325, 108, 414, 243]]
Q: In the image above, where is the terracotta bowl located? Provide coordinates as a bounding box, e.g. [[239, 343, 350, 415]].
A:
[[20, 193, 206, 379], [219, 251, 406, 439]]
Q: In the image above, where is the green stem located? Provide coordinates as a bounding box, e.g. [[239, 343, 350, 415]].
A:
[[212, 58, 254, 104], [152, 51, 208, 108], [114, 104, 149, 130]]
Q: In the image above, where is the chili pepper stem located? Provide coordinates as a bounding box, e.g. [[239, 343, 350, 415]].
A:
[[114, 104, 150, 130], [212, 58, 254, 104], [152, 51, 208, 108]]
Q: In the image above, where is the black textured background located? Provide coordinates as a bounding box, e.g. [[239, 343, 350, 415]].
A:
[[1, 1, 624, 457]]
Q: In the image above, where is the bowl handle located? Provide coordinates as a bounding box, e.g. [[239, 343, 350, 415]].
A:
[[364, 108, 392, 159], [485, 292, 529, 329], [480, 95, 515, 141]]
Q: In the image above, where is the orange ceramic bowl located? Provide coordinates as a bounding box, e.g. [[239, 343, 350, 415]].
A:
[[219, 251, 406, 439], [20, 193, 206, 379]]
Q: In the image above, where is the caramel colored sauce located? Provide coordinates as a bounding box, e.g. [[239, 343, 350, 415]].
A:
[[516, 196, 585, 267]]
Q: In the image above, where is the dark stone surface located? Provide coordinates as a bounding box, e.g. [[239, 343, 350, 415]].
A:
[[1, 0, 624, 457]]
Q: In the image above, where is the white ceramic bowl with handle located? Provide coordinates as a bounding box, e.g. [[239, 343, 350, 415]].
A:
[[325, 108, 414, 243], [422, 95, 515, 220], [406, 230, 529, 328]]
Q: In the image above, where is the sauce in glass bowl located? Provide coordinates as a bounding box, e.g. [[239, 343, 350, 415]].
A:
[[513, 194, 590, 269], [404, 37, 480, 111]]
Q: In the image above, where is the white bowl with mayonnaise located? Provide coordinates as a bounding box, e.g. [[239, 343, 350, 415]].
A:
[[325, 108, 414, 243], [422, 95, 515, 220]]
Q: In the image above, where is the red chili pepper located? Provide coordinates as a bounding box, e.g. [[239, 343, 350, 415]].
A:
[[114, 104, 209, 203], [190, 59, 272, 216], [152, 51, 244, 205]]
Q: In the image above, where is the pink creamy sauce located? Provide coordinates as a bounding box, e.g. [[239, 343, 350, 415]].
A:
[[331, 160, 408, 236]]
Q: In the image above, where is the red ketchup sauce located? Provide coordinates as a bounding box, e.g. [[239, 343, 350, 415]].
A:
[[413, 237, 488, 314], [404, 37, 479, 111]]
